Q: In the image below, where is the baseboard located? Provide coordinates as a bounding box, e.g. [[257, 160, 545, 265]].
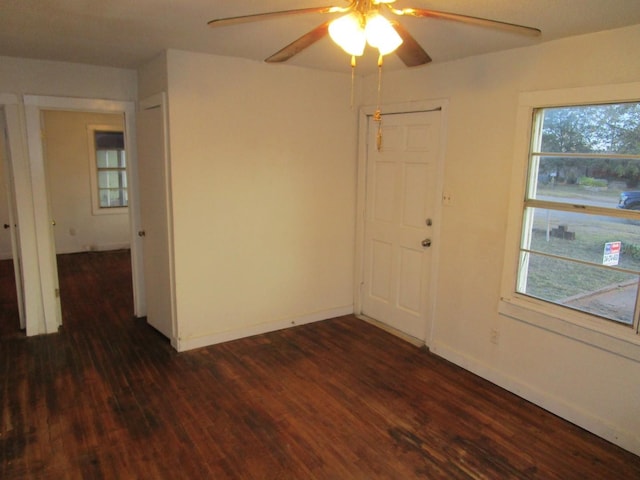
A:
[[430, 340, 640, 457], [356, 314, 425, 347], [175, 305, 354, 352], [56, 243, 130, 255]]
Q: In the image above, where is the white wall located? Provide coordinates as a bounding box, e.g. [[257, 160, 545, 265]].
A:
[[361, 25, 640, 454], [164, 50, 358, 349], [42, 110, 129, 254], [138, 53, 168, 100], [0, 56, 137, 99]]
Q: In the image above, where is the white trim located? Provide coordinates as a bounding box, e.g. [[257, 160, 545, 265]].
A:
[[139, 93, 165, 111], [0, 96, 27, 330], [500, 82, 640, 359], [124, 102, 144, 317], [430, 339, 640, 456], [175, 306, 353, 352], [357, 314, 424, 347], [499, 298, 640, 362], [23, 95, 132, 113], [354, 98, 448, 347], [24, 101, 61, 333], [1, 98, 43, 334]]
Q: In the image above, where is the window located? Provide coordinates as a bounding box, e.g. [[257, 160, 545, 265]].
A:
[[88, 125, 128, 215], [501, 85, 640, 359], [518, 102, 640, 329], [95, 131, 127, 208]]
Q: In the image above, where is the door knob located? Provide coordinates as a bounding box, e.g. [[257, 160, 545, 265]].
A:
[[421, 238, 432, 248], [3, 224, 9, 229], [138, 230, 146, 237]]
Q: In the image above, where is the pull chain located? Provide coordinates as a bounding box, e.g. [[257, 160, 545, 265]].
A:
[[375, 54, 384, 152], [350, 55, 356, 109]]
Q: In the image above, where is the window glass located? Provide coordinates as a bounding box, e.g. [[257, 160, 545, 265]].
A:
[[98, 171, 127, 189], [100, 189, 128, 208], [519, 252, 637, 325], [540, 103, 640, 155], [95, 131, 125, 150], [96, 150, 126, 169], [531, 156, 640, 208], [517, 102, 640, 330], [94, 131, 127, 209], [521, 207, 640, 268], [518, 206, 640, 325]]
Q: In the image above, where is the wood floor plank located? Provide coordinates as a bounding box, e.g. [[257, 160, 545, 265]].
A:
[[1, 251, 639, 478]]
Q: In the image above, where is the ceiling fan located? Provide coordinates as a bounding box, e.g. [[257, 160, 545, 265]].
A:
[[207, 0, 541, 68]]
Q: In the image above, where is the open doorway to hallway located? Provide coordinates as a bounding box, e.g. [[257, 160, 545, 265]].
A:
[[41, 109, 132, 326]]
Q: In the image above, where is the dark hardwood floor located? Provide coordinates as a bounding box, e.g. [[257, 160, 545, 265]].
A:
[[1, 251, 639, 479], [0, 258, 20, 339]]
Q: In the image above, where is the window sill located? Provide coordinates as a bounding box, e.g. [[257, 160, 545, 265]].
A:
[[498, 295, 640, 363], [91, 207, 128, 216]]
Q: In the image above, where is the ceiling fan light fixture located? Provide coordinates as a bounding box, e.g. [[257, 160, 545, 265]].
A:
[[328, 13, 366, 56], [365, 14, 403, 55]]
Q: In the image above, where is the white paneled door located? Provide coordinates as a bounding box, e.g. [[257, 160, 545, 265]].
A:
[[137, 95, 174, 340], [362, 110, 441, 341]]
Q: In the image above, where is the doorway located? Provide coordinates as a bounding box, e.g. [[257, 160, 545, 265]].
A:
[[42, 110, 129, 255], [0, 107, 23, 336], [22, 95, 143, 336], [40, 110, 131, 325], [356, 106, 444, 344]]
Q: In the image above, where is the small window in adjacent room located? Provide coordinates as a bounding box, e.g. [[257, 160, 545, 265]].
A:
[[95, 130, 127, 208], [88, 126, 128, 215], [512, 101, 640, 337]]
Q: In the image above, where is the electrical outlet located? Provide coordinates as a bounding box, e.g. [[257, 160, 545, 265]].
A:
[[442, 192, 453, 205], [490, 328, 500, 345]]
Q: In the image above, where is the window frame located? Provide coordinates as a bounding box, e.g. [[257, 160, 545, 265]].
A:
[[87, 124, 128, 216], [499, 82, 640, 362]]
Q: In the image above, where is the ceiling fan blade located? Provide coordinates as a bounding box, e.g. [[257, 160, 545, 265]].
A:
[[265, 21, 331, 63], [385, 5, 541, 37], [208, 6, 349, 28], [392, 22, 432, 67]]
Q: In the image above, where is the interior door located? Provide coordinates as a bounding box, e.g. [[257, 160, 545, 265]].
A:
[[137, 94, 174, 340], [362, 110, 441, 341], [0, 109, 25, 329]]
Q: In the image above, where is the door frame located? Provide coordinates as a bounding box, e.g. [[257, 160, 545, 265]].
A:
[[1, 93, 44, 333], [22, 95, 144, 334], [354, 99, 448, 347], [0, 96, 26, 329]]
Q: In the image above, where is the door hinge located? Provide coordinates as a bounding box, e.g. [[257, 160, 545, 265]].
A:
[[55, 288, 60, 298]]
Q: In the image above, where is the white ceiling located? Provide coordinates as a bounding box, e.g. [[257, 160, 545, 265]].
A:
[[2, 0, 640, 75]]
